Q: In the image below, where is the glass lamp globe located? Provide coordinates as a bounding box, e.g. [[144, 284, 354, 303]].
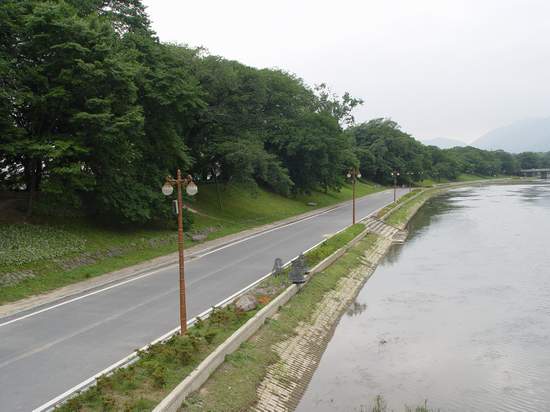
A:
[[162, 182, 174, 196], [347, 173, 351, 178], [357, 172, 362, 178], [186, 182, 198, 196]]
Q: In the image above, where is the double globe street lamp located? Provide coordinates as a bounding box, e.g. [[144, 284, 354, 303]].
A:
[[347, 168, 361, 224], [162, 169, 198, 334]]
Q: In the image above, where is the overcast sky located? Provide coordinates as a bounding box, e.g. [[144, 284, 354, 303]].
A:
[[142, 0, 550, 143]]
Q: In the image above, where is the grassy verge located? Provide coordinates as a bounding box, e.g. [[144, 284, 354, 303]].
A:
[[181, 233, 379, 411], [419, 173, 507, 187], [385, 189, 436, 228], [57, 305, 259, 412], [375, 189, 421, 219], [0, 181, 381, 305], [53, 223, 366, 411]]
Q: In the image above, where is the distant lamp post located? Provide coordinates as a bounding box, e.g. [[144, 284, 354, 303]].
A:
[[391, 170, 400, 202], [347, 168, 362, 224], [407, 171, 414, 193], [162, 169, 198, 334]]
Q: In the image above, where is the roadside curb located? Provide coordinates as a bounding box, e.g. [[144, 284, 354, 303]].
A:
[[153, 226, 371, 412]]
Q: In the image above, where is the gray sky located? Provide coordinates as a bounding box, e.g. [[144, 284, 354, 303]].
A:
[[142, 0, 550, 143]]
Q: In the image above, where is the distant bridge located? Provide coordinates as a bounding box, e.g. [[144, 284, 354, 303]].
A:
[[520, 168, 550, 178]]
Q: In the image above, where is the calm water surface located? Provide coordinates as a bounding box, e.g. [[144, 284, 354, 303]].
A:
[[297, 183, 550, 412]]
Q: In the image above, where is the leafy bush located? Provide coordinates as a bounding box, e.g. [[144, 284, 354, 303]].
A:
[[0, 223, 87, 266]]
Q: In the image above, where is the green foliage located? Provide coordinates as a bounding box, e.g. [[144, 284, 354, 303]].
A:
[[0, 223, 87, 266], [55, 304, 255, 411], [348, 119, 524, 185], [0, 0, 526, 228]]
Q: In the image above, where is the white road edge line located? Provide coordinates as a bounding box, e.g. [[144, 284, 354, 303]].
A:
[[31, 204, 387, 412], [1, 191, 387, 329]]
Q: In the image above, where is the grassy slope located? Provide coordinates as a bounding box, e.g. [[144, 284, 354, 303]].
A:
[[419, 173, 505, 187], [385, 190, 434, 227], [0, 181, 380, 304]]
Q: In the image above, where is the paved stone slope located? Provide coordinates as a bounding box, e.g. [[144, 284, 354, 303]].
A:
[[253, 235, 393, 412]]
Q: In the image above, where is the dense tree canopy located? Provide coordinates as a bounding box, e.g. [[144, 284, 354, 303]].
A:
[[347, 119, 526, 184], [0, 0, 536, 225]]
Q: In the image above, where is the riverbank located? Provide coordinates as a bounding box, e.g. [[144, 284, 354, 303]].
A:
[[297, 181, 550, 411], [178, 187, 438, 411]]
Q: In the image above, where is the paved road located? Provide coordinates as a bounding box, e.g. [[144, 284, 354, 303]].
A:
[[0, 188, 406, 411]]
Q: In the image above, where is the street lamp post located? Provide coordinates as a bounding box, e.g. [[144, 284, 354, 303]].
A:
[[162, 169, 198, 334], [347, 168, 362, 224], [407, 171, 414, 192], [391, 170, 400, 202]]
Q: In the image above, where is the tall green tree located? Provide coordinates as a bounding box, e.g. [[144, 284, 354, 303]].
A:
[[0, 0, 145, 219]]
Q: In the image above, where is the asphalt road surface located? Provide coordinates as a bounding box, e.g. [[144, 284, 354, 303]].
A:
[[0, 188, 406, 411]]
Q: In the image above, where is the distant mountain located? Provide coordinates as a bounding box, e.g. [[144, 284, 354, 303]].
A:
[[422, 138, 466, 149], [472, 117, 550, 153]]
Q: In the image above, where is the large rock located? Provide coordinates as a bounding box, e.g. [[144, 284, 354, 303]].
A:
[[235, 294, 258, 312], [191, 233, 208, 242]]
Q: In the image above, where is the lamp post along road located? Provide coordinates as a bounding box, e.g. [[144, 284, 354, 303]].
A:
[[347, 168, 361, 224], [162, 169, 198, 334], [391, 170, 400, 202], [407, 171, 414, 192]]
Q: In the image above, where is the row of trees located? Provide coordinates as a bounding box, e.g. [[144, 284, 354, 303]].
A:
[[347, 119, 523, 184], [0, 0, 537, 225]]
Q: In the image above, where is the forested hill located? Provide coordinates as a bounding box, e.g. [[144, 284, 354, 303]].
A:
[[0, 0, 538, 226]]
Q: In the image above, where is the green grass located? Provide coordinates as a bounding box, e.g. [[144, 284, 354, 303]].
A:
[[56, 305, 259, 412], [0, 219, 180, 304], [385, 190, 435, 227], [53, 223, 368, 411], [191, 180, 381, 227], [0, 181, 382, 305], [375, 189, 421, 219], [419, 173, 506, 187], [182, 233, 379, 412]]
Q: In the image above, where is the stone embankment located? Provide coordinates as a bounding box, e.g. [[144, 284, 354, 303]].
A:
[[252, 219, 403, 411]]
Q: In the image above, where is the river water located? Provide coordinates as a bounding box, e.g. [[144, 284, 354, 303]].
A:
[[296, 183, 550, 412]]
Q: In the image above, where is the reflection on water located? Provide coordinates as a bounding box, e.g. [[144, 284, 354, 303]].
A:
[[296, 183, 550, 412], [346, 301, 367, 317]]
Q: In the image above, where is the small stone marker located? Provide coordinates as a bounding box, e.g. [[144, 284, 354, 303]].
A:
[[191, 233, 208, 242], [235, 294, 258, 312], [272, 258, 283, 276], [289, 257, 306, 284]]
